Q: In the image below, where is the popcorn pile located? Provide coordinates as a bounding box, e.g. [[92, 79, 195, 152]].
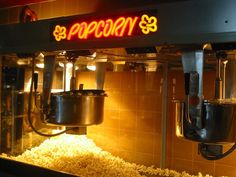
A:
[[2, 134, 212, 177]]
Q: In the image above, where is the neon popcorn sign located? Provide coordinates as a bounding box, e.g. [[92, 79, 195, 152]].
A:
[[51, 11, 158, 42]]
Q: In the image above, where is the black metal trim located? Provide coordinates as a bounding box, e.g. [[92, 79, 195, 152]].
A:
[[0, 157, 77, 177], [0, 0, 236, 53]]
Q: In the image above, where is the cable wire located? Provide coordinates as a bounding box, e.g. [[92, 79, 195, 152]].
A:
[[27, 55, 71, 137], [199, 143, 236, 160]]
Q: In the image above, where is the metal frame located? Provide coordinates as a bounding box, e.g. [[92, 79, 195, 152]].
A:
[[0, 0, 236, 54], [0, 57, 2, 153], [0, 0, 236, 172], [160, 62, 168, 168]]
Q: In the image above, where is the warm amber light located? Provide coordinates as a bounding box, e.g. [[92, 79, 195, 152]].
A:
[[36, 63, 44, 68], [87, 64, 96, 71]]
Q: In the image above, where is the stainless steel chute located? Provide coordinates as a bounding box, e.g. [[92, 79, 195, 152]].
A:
[[174, 49, 236, 160]]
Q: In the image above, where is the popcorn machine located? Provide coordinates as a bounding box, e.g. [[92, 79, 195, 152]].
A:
[[0, 0, 236, 176]]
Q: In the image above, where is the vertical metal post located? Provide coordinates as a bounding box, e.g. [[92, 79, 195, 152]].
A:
[[222, 60, 228, 99], [42, 55, 56, 109], [160, 62, 168, 168], [63, 62, 66, 92], [0, 56, 2, 153], [181, 51, 204, 129], [11, 87, 15, 154], [96, 62, 107, 90]]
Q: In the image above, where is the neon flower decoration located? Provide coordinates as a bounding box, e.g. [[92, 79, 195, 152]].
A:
[[139, 14, 158, 34], [53, 25, 67, 41]]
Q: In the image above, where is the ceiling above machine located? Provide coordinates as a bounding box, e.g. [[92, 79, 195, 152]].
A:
[[0, 0, 54, 8]]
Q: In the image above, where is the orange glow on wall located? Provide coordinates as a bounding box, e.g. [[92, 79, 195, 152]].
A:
[[52, 13, 158, 42]]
